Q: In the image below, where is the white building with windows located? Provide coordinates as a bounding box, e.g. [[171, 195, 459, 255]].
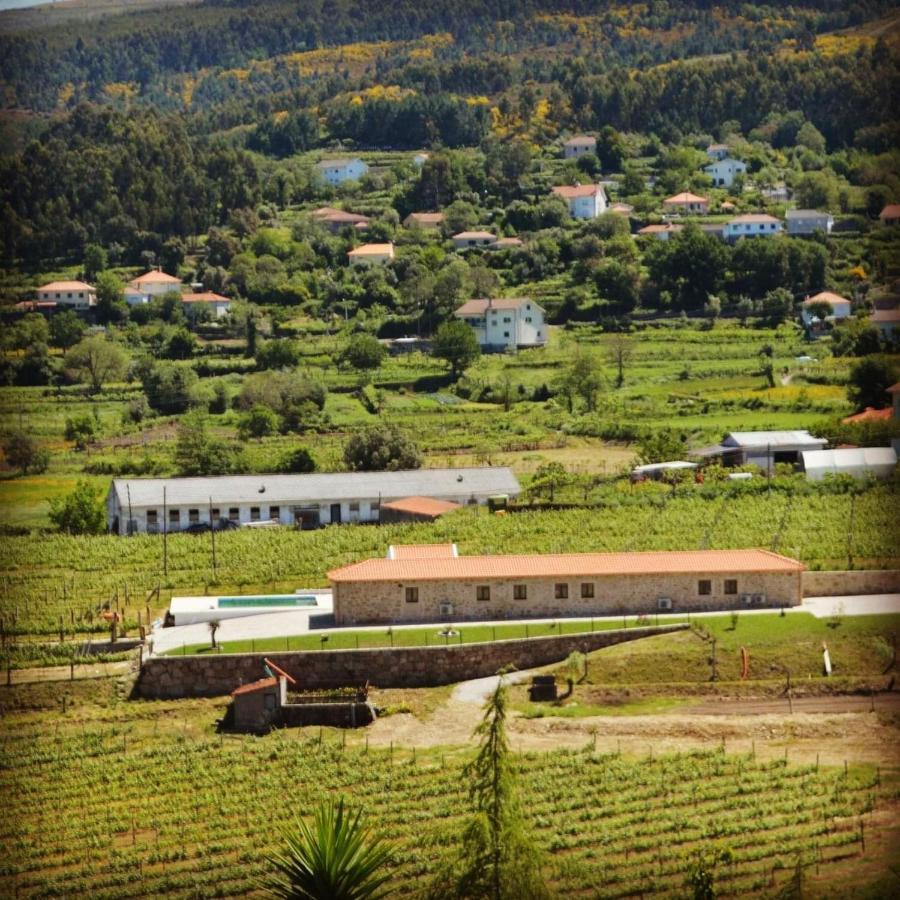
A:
[[452, 231, 496, 250], [106, 469, 521, 535], [785, 209, 833, 235], [723, 214, 783, 240], [563, 135, 597, 159], [315, 158, 369, 186], [800, 291, 852, 326], [127, 269, 183, 301], [705, 157, 747, 188], [550, 183, 608, 219], [36, 280, 96, 309], [454, 297, 546, 350]]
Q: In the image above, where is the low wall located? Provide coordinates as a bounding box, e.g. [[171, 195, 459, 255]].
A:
[[280, 702, 376, 728], [802, 570, 900, 597], [138, 624, 687, 699]]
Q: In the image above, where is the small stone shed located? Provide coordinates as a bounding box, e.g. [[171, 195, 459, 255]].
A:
[[231, 677, 285, 732]]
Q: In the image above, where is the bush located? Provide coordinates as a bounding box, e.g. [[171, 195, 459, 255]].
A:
[[64, 414, 97, 450], [238, 404, 279, 439], [279, 447, 317, 473], [343, 424, 422, 471], [49, 481, 105, 534], [2, 431, 50, 474]]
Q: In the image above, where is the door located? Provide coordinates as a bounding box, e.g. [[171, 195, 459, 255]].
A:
[[330, 503, 342, 524]]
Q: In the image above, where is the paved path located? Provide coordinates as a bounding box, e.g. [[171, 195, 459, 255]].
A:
[[150, 594, 900, 657], [452, 668, 537, 704]]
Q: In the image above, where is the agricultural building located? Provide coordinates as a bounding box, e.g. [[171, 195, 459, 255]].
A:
[[231, 678, 284, 732], [691, 431, 826, 469], [379, 496, 461, 523], [800, 447, 897, 482], [328, 547, 805, 625], [631, 461, 698, 482], [106, 468, 520, 534]]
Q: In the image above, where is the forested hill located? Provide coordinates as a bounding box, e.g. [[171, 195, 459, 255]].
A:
[[0, 0, 896, 114]]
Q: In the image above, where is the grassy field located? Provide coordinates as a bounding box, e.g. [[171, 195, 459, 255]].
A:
[[0, 674, 893, 899]]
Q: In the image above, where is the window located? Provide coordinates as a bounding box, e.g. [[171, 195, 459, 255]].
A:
[[371, 502, 380, 515], [724, 579, 738, 595], [250, 507, 260, 521], [698, 580, 712, 596], [504, 331, 510, 338], [513, 584, 527, 600], [168, 509, 180, 525], [405, 587, 419, 603], [525, 316, 532, 323], [188, 508, 200, 524], [210, 508, 220, 521], [476, 586, 491, 602], [503, 317, 511, 323], [146, 510, 158, 526], [581, 583, 595, 599], [554, 583, 568, 599], [349, 502, 360, 514], [269, 506, 280, 521], [228, 507, 240, 521]]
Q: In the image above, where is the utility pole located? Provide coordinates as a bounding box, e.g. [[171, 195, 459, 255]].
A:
[[162, 486, 168, 577], [209, 496, 217, 574]]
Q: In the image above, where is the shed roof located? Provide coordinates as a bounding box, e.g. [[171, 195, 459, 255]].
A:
[[232, 678, 277, 697], [109, 468, 520, 508], [723, 430, 825, 449], [328, 548, 803, 584], [381, 497, 461, 518], [801, 447, 896, 475]]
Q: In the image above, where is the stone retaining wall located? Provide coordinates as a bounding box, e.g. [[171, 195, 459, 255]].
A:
[[280, 702, 376, 729], [138, 624, 687, 699], [802, 570, 900, 597]]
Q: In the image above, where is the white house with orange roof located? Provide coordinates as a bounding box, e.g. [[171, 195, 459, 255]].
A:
[[723, 214, 782, 240], [879, 204, 900, 227], [347, 243, 395, 267], [126, 269, 183, 304], [454, 297, 546, 350], [800, 291, 852, 326], [663, 192, 709, 215], [181, 292, 232, 320], [550, 183, 607, 219], [36, 280, 96, 309], [637, 223, 682, 241], [705, 157, 747, 188]]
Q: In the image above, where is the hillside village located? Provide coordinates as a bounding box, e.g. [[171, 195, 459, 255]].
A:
[[0, 0, 899, 897]]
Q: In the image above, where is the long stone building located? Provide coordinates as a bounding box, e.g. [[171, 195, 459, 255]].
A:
[[106, 469, 520, 535], [328, 545, 805, 624]]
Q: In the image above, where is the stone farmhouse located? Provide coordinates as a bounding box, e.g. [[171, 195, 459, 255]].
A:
[[454, 297, 547, 350], [315, 157, 369, 186], [563, 135, 596, 158], [551, 183, 608, 219], [328, 546, 805, 625], [106, 468, 520, 534]]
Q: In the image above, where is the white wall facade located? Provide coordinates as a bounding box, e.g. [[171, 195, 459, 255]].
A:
[[564, 139, 596, 159], [39, 288, 95, 309], [786, 214, 833, 235], [459, 302, 546, 350], [568, 191, 606, 219], [724, 219, 783, 240], [705, 158, 747, 187], [318, 160, 369, 185]]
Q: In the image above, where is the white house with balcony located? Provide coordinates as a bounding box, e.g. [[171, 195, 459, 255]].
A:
[[550, 183, 608, 219], [454, 297, 546, 351], [705, 157, 747, 188], [785, 209, 834, 235], [36, 280, 96, 310], [723, 214, 782, 241], [316, 158, 369, 186]]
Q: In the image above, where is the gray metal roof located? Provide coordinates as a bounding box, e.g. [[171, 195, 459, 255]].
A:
[[109, 468, 520, 509], [723, 431, 826, 449]]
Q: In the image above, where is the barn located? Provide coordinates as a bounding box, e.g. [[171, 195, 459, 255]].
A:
[[106, 468, 520, 535]]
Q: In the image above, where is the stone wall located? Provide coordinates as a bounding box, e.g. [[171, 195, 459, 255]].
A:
[[138, 624, 687, 699], [333, 571, 802, 625], [802, 569, 900, 597]]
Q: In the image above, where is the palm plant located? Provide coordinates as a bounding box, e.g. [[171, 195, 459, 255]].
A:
[[262, 797, 394, 900]]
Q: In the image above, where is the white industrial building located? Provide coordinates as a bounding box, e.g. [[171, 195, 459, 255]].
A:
[[106, 468, 520, 535], [692, 431, 827, 470], [801, 447, 896, 482]]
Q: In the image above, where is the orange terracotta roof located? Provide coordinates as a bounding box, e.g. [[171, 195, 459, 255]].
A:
[[871, 309, 900, 323], [609, 203, 634, 213], [564, 135, 596, 145], [638, 224, 682, 234], [664, 192, 709, 204], [16, 300, 58, 309], [729, 214, 780, 224], [348, 243, 394, 256], [879, 204, 900, 219], [320, 210, 370, 224], [181, 292, 231, 303], [37, 280, 94, 292], [803, 291, 849, 306], [887, 382, 900, 394], [130, 270, 182, 284], [328, 549, 804, 583], [490, 237, 523, 247], [841, 407, 892, 424], [551, 184, 603, 199], [455, 297, 540, 315], [311, 206, 343, 217], [388, 543, 459, 560], [405, 212, 444, 224], [381, 497, 461, 517], [453, 231, 496, 240], [231, 677, 277, 697]]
